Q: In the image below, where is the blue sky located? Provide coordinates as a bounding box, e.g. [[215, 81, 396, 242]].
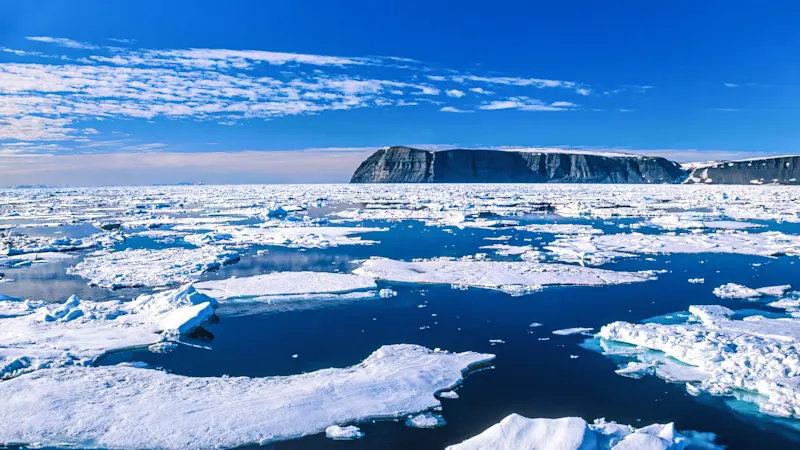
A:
[[1, 0, 797, 185]]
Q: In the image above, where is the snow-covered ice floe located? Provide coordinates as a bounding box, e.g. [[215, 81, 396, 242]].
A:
[[552, 327, 594, 336], [0, 284, 217, 379], [184, 225, 386, 249], [447, 414, 722, 450], [547, 231, 800, 265], [195, 271, 388, 304], [353, 257, 654, 295], [712, 283, 791, 299], [598, 305, 800, 419], [325, 425, 364, 440], [0, 345, 493, 449], [67, 246, 239, 288]]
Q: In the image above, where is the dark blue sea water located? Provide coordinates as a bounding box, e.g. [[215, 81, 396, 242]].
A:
[[4, 215, 800, 449]]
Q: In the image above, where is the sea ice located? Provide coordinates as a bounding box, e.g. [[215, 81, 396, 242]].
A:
[[68, 246, 240, 288], [552, 327, 594, 336], [0, 284, 217, 379], [446, 414, 721, 449], [184, 225, 386, 249], [0, 345, 493, 449], [195, 272, 378, 300], [645, 215, 761, 231], [598, 305, 800, 419], [548, 231, 800, 265], [479, 244, 535, 256], [712, 283, 791, 299], [353, 257, 654, 294], [405, 412, 446, 428], [325, 425, 364, 440]]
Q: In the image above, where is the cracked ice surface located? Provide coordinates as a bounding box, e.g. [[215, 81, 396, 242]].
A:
[[447, 414, 722, 450], [547, 231, 800, 265], [0, 345, 493, 450], [353, 257, 654, 294], [598, 305, 800, 419], [0, 284, 217, 380], [67, 246, 240, 288]]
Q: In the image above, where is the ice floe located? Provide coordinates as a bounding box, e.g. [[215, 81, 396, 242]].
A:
[[645, 215, 762, 231], [68, 246, 240, 288], [446, 414, 721, 449], [0, 284, 217, 379], [325, 425, 364, 440], [194, 271, 382, 303], [712, 283, 791, 299], [547, 231, 800, 265], [0, 344, 493, 449], [598, 305, 800, 419], [184, 225, 386, 249], [405, 412, 446, 428], [353, 257, 654, 294], [552, 327, 594, 336]]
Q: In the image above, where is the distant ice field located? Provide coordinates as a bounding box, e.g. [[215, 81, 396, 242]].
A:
[[1, 184, 800, 449]]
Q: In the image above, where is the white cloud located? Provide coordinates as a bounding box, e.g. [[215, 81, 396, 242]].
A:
[[576, 88, 591, 96], [426, 75, 446, 81], [479, 97, 575, 111], [464, 75, 576, 89], [26, 36, 98, 50], [724, 83, 739, 88], [445, 89, 465, 98], [439, 106, 471, 113], [469, 87, 492, 95]]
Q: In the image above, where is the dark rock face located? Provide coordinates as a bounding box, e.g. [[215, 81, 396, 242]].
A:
[[350, 147, 685, 184], [684, 156, 800, 185]]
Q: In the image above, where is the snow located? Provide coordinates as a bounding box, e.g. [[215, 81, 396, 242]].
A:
[[325, 425, 364, 440], [553, 327, 594, 336], [515, 223, 604, 235], [184, 225, 386, 249], [479, 244, 535, 256], [0, 284, 217, 379], [598, 305, 800, 419], [353, 257, 654, 294], [67, 246, 240, 288], [712, 283, 791, 299], [548, 231, 800, 265], [0, 344, 493, 449], [446, 414, 721, 450]]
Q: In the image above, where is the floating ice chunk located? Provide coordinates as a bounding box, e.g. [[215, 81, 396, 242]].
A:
[[598, 305, 800, 419], [0, 345, 493, 449], [68, 247, 239, 288], [0, 284, 217, 379], [446, 414, 721, 450], [405, 412, 446, 428], [0, 251, 75, 269], [438, 390, 459, 399], [489, 339, 505, 345], [712, 283, 791, 299], [688, 278, 705, 284], [353, 257, 654, 295], [184, 225, 386, 249], [529, 322, 543, 328], [325, 425, 364, 440], [195, 272, 377, 300], [553, 327, 594, 336]]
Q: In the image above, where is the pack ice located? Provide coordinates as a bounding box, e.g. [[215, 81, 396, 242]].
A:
[[598, 305, 800, 419], [68, 246, 240, 288], [354, 257, 654, 294], [0, 345, 493, 449], [547, 231, 800, 265], [447, 414, 721, 450], [0, 284, 217, 379], [184, 225, 386, 249]]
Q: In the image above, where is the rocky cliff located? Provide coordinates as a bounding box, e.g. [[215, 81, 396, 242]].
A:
[[350, 147, 685, 184], [683, 156, 800, 185]]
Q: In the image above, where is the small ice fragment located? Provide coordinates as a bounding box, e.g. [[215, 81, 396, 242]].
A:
[[405, 412, 446, 428], [489, 339, 505, 345], [325, 425, 364, 440], [552, 327, 594, 336], [688, 278, 705, 284], [438, 391, 459, 399]]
